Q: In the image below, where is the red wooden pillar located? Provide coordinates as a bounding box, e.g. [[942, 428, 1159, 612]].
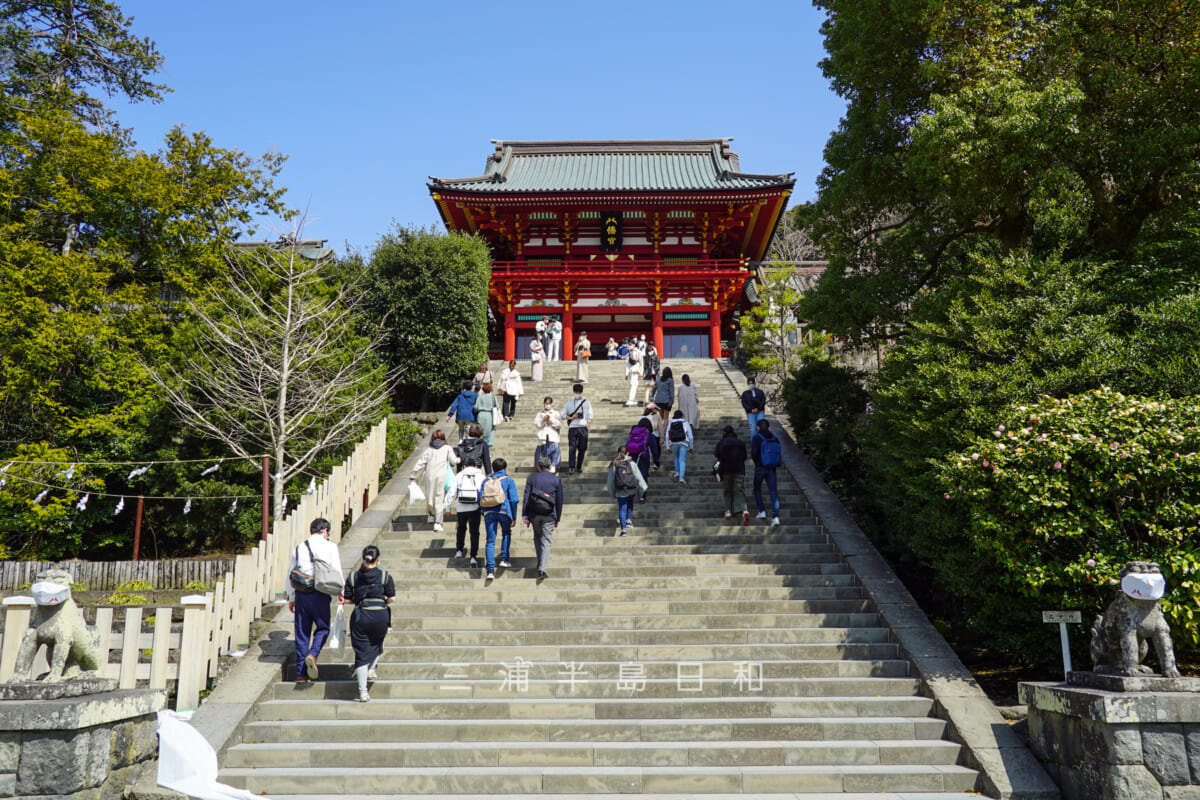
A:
[[503, 310, 516, 362], [652, 308, 664, 356], [708, 306, 722, 359], [562, 309, 574, 361]]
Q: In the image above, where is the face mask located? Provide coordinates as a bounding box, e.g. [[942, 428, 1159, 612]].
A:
[[1122, 572, 1166, 600], [31, 581, 70, 607], [544, 404, 552, 410], [573, 393, 581, 399]]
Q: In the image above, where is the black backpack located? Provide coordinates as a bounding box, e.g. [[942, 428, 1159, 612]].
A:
[[458, 438, 484, 468], [669, 419, 687, 442], [613, 460, 638, 492], [526, 487, 556, 517]]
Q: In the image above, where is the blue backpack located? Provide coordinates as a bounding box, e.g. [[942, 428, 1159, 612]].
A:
[[760, 436, 782, 468]]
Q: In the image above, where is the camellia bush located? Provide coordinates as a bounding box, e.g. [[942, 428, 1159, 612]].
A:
[[938, 388, 1200, 655]]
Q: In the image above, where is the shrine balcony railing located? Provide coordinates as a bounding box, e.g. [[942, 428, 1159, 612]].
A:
[[490, 258, 751, 276]]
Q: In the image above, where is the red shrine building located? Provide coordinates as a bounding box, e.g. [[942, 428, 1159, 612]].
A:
[[429, 139, 795, 361]]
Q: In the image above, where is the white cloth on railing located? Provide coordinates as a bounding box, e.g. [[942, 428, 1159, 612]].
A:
[[157, 710, 265, 800]]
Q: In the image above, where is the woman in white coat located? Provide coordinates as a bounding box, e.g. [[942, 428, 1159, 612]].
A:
[[410, 429, 460, 532], [498, 359, 524, 422]]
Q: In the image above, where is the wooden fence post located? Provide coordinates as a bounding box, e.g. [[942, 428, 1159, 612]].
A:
[[176, 595, 210, 711], [0, 597, 35, 681]]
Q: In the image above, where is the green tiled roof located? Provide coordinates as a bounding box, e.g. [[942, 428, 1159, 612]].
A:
[[430, 139, 793, 194]]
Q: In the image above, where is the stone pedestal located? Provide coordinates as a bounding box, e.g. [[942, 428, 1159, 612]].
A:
[[1021, 680, 1200, 800], [0, 684, 165, 799]]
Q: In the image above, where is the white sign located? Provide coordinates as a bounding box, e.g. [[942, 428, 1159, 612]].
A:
[[1042, 610, 1082, 624]]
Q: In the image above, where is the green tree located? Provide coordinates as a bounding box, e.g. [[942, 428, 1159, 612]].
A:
[[805, 0, 1200, 338], [0, 0, 167, 127], [738, 263, 823, 386], [362, 225, 491, 410]]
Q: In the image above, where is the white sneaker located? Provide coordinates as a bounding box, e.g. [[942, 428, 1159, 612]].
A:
[[499, 559, 512, 568], [486, 571, 495, 581], [433, 523, 443, 532], [755, 510, 767, 519], [679, 477, 686, 484], [367, 668, 378, 681], [771, 517, 781, 527], [358, 691, 371, 702], [454, 549, 464, 559]]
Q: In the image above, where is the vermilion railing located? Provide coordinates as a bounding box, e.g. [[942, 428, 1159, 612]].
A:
[[490, 258, 750, 275]]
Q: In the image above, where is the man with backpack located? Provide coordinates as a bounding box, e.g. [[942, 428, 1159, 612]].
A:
[[445, 381, 478, 443], [450, 458, 487, 567], [751, 418, 782, 527], [714, 425, 750, 525], [478, 457, 520, 581], [522, 455, 563, 581], [607, 444, 647, 537], [286, 517, 344, 683], [626, 417, 659, 503], [562, 383, 593, 475], [666, 409, 695, 483], [456, 423, 492, 475]]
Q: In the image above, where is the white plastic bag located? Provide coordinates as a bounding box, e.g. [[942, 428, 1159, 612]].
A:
[[157, 711, 261, 800], [328, 605, 347, 656], [407, 480, 426, 505]]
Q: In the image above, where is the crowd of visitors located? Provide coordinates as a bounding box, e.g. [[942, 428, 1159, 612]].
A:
[[289, 352, 785, 698]]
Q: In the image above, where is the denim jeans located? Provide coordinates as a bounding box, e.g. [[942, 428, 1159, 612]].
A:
[[534, 441, 561, 471], [616, 494, 634, 531], [670, 443, 689, 479], [753, 465, 780, 516], [293, 590, 331, 678], [746, 410, 765, 439], [484, 511, 512, 571]]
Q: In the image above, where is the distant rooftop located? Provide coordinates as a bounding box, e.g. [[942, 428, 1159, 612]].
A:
[[429, 139, 795, 194]]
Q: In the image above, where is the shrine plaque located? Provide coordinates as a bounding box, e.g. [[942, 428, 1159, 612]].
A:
[[1042, 610, 1082, 624], [600, 211, 622, 252]]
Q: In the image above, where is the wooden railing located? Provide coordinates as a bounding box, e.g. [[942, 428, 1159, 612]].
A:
[[0, 419, 389, 709]]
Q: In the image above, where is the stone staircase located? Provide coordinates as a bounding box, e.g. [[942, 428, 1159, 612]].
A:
[[218, 358, 984, 798]]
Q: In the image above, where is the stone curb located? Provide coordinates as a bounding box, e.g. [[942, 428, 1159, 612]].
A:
[[130, 441, 428, 800], [714, 360, 1061, 800]]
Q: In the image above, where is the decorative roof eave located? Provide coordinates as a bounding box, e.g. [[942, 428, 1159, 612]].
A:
[[428, 184, 796, 202]]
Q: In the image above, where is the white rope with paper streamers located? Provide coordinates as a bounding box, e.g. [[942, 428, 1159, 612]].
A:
[[183, 498, 192, 515], [114, 497, 125, 515], [200, 461, 221, 477], [127, 465, 151, 481], [75, 493, 89, 512]]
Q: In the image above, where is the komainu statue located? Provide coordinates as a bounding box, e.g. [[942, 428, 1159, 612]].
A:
[[6, 568, 102, 683], [1090, 561, 1181, 678]]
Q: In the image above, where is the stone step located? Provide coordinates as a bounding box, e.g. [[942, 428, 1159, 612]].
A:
[[368, 625, 887, 648], [239, 715, 949, 745], [369, 565, 850, 582], [224, 737, 961, 768], [263, 793, 984, 800], [383, 586, 864, 603], [276, 653, 903, 681], [360, 575, 863, 591], [311, 639, 900, 664], [267, 677, 922, 702], [357, 611, 886, 634], [370, 599, 876, 618], [219, 763, 978, 795]]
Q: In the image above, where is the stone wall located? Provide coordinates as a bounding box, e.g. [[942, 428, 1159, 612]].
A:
[[1021, 681, 1200, 800], [0, 686, 164, 799]]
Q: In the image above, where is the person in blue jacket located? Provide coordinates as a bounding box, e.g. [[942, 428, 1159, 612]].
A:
[[478, 457, 520, 581], [750, 418, 781, 527], [445, 381, 477, 443]]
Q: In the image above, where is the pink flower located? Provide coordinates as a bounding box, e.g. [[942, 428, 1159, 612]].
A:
[[994, 431, 1002, 438], [1108, 578, 1119, 586], [971, 453, 980, 461], [1054, 462, 1062, 469], [982, 460, 989, 467], [1086, 559, 1096, 567], [944, 493, 951, 499]]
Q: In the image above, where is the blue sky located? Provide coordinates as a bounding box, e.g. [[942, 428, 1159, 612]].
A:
[[117, 1, 844, 253]]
